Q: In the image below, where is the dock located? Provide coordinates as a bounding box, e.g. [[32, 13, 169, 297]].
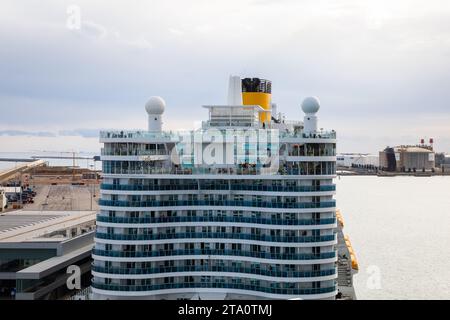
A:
[[337, 168, 450, 177], [31, 156, 95, 160], [0, 158, 36, 163], [0, 160, 46, 184], [336, 209, 358, 300]]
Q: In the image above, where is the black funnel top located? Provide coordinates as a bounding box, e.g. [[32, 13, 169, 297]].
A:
[[242, 78, 271, 94]]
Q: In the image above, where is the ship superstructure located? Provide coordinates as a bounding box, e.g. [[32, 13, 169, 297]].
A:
[[92, 76, 339, 300]]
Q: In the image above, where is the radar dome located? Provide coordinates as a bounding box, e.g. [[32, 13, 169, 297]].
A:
[[301, 96, 320, 114], [145, 96, 166, 115]]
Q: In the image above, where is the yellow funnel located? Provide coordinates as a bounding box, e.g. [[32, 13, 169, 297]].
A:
[[242, 92, 271, 124], [241, 78, 272, 126]]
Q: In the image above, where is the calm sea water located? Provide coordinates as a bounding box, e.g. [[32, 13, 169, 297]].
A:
[[336, 176, 450, 300], [0, 151, 99, 171]]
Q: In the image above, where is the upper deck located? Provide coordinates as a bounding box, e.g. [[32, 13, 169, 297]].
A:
[[99, 129, 336, 143]]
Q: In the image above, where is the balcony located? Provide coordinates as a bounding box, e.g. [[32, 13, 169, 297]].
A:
[[100, 131, 174, 140], [101, 149, 168, 156], [101, 183, 199, 191], [94, 232, 336, 243], [96, 215, 336, 226], [100, 183, 336, 193], [92, 265, 336, 278], [279, 131, 336, 140], [100, 130, 336, 141], [92, 249, 336, 260], [98, 199, 336, 209], [102, 166, 336, 176], [92, 282, 336, 295]]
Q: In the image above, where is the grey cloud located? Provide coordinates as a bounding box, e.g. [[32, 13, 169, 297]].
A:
[[0, 0, 450, 153], [58, 129, 100, 138], [80, 21, 108, 39], [0, 130, 56, 137], [0, 129, 103, 139]]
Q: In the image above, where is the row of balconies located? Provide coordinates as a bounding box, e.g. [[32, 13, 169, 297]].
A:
[[98, 199, 336, 209], [95, 232, 336, 243], [96, 215, 336, 226], [100, 130, 336, 141], [287, 146, 336, 157], [92, 265, 336, 278], [100, 148, 336, 157], [95, 258, 333, 271], [102, 148, 168, 156], [101, 162, 336, 176], [100, 183, 336, 192], [93, 248, 336, 260], [92, 281, 336, 295]]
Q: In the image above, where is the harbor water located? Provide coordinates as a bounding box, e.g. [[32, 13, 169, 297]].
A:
[[336, 176, 450, 300]]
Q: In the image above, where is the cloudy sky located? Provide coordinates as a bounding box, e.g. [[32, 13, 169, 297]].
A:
[[1, 0, 450, 154]]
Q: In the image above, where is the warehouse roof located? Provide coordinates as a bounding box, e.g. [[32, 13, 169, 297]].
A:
[[0, 210, 96, 243], [394, 146, 433, 153]]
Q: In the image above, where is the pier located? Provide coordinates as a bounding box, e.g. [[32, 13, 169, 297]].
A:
[[31, 156, 95, 160], [0, 160, 46, 184], [0, 158, 36, 163], [337, 167, 450, 177]]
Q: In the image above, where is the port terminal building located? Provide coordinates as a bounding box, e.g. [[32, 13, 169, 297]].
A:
[[379, 145, 435, 172], [0, 210, 96, 300], [336, 154, 379, 168]]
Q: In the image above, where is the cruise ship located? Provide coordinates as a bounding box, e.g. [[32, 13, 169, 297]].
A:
[[91, 76, 341, 300]]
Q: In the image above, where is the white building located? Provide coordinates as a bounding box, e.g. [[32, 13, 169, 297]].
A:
[[92, 76, 338, 300], [336, 154, 379, 168]]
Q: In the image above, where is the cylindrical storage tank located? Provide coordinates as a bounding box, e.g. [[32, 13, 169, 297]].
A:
[[403, 150, 434, 170]]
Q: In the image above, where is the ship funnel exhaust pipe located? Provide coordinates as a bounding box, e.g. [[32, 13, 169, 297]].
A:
[[227, 75, 243, 105]]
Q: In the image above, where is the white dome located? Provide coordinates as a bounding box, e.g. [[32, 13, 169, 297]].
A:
[[145, 96, 166, 115], [301, 96, 320, 114]]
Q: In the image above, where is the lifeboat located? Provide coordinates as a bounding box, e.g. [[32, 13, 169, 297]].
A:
[[336, 209, 344, 227], [344, 235, 359, 271]]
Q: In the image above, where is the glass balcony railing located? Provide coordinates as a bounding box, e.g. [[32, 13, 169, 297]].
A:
[[279, 131, 336, 140], [100, 130, 336, 141], [92, 249, 336, 260], [100, 183, 336, 193], [101, 166, 336, 176], [96, 215, 336, 226], [98, 199, 336, 209], [100, 131, 175, 140], [92, 282, 336, 295], [94, 232, 336, 243], [92, 265, 336, 278], [101, 149, 168, 156], [287, 151, 336, 157], [231, 184, 336, 192], [101, 149, 336, 157], [101, 183, 200, 191]]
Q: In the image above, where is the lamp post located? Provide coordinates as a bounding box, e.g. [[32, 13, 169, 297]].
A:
[[89, 164, 96, 211]]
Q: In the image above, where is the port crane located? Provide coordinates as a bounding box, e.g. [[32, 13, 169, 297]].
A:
[[59, 151, 78, 181]]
